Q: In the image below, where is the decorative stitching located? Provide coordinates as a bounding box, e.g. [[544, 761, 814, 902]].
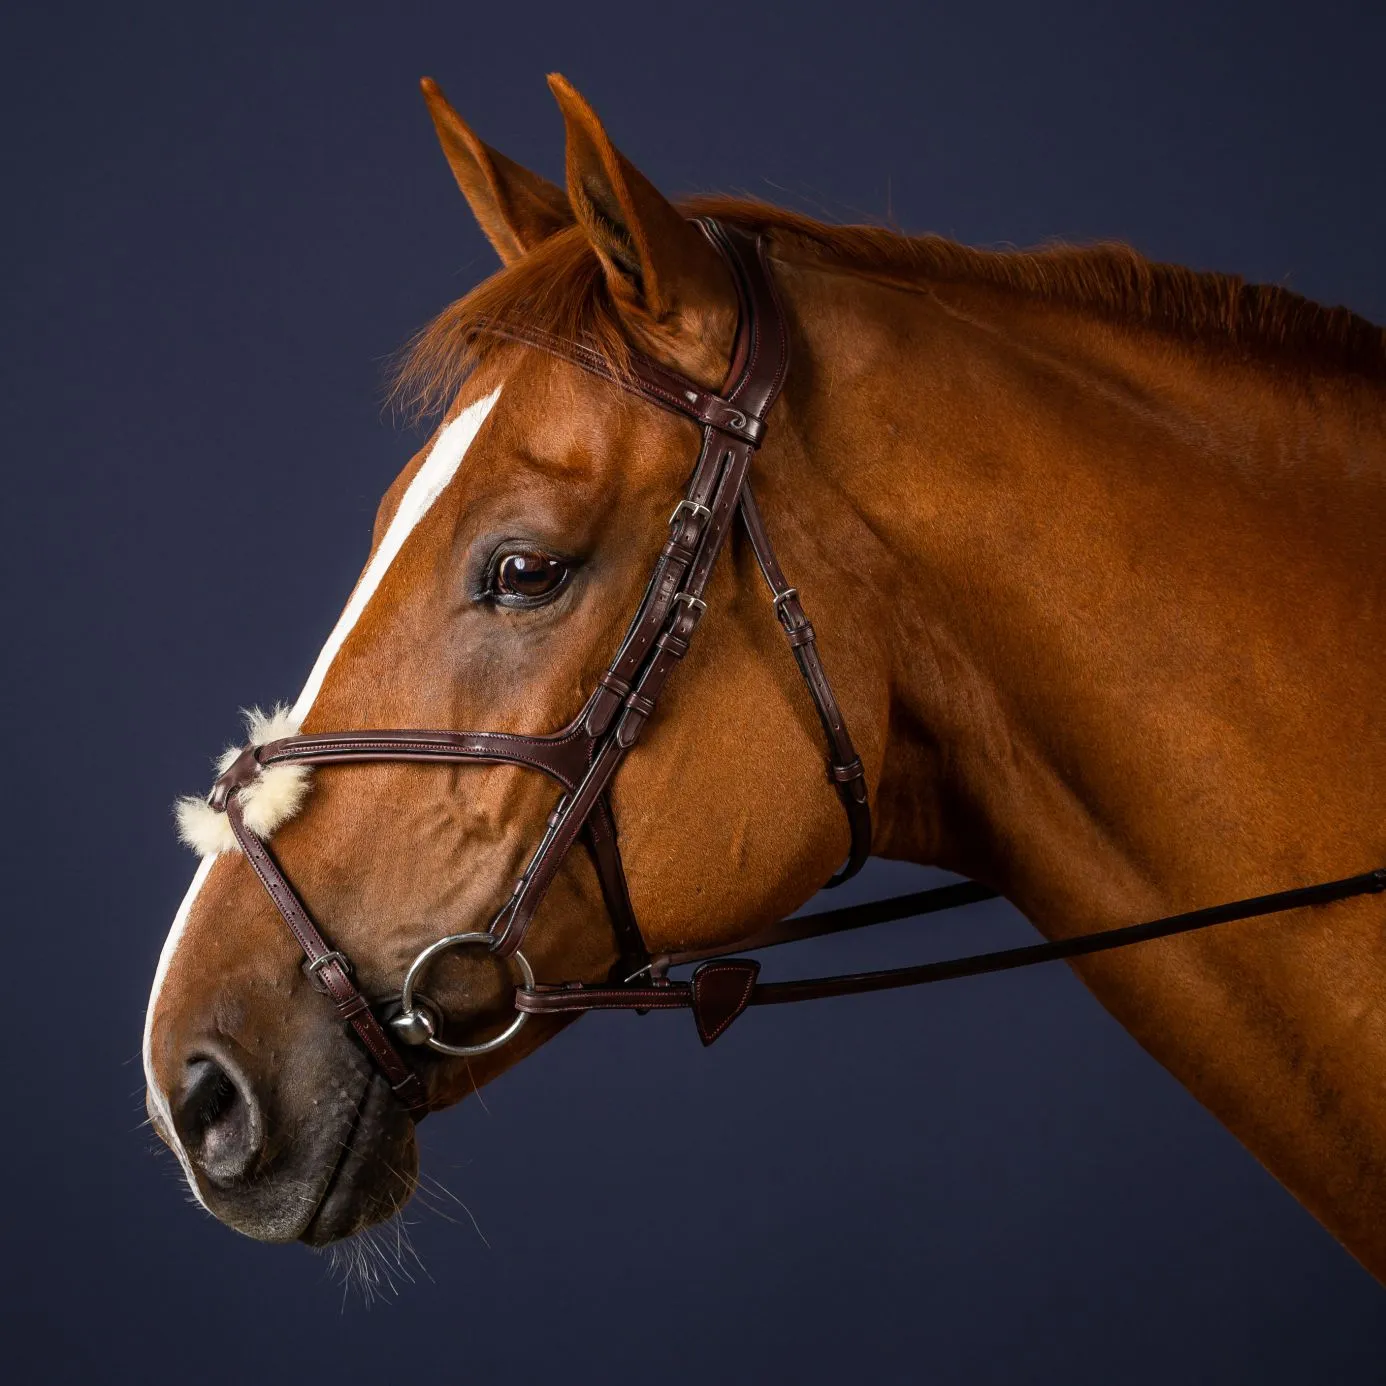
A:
[[693, 961, 760, 1044]]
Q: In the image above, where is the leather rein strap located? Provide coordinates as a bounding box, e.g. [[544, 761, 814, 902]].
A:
[[201, 216, 1386, 1104], [519, 868, 1386, 1044]]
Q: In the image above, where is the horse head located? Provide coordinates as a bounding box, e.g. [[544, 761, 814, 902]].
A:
[[143, 76, 878, 1244]]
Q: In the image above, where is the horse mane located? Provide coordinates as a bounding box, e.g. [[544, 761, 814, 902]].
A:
[[393, 195, 1386, 418]]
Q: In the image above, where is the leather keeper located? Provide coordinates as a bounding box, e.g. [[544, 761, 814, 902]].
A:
[[599, 671, 631, 697], [661, 539, 698, 565], [209, 743, 262, 811], [333, 992, 371, 1021], [775, 600, 807, 632]]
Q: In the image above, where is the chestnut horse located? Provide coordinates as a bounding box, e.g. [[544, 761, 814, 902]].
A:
[[144, 75, 1386, 1275]]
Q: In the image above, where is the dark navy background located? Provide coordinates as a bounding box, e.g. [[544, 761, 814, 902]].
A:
[[3, 2, 1383, 1381]]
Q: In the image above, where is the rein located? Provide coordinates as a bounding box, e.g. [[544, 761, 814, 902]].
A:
[[201, 218, 1386, 1110]]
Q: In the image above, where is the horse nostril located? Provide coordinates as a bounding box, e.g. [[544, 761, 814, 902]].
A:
[[174, 1054, 264, 1185]]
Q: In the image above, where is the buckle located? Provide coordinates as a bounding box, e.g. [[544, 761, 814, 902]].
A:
[[671, 592, 708, 631], [303, 950, 352, 991], [668, 499, 711, 531], [773, 586, 808, 634]]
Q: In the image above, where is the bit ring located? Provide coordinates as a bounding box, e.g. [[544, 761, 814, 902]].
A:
[[396, 932, 535, 1057]]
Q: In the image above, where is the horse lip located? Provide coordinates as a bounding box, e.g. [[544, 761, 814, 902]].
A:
[[299, 1073, 413, 1246], [298, 1078, 372, 1245]]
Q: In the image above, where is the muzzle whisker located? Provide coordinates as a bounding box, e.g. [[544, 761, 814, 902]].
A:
[[463, 1059, 493, 1116], [417, 1169, 490, 1249]]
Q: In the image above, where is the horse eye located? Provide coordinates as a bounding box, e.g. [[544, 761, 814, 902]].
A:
[[493, 550, 569, 603]]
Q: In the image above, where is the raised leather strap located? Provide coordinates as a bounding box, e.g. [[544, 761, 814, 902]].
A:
[[224, 794, 428, 1110], [652, 879, 1000, 974], [488, 425, 760, 957], [475, 322, 767, 447], [516, 866, 1386, 1043], [487, 223, 798, 959], [254, 725, 592, 787], [225, 717, 650, 980], [472, 219, 787, 448], [739, 484, 871, 885]]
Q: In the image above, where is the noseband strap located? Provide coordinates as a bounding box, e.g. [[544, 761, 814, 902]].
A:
[[223, 794, 429, 1110]]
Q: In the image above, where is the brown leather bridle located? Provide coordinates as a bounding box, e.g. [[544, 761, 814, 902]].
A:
[[199, 218, 1386, 1114]]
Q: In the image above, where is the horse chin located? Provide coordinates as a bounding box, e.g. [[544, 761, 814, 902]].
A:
[[299, 1074, 419, 1247]]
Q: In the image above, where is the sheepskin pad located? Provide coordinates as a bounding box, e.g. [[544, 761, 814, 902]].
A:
[[174, 705, 312, 857]]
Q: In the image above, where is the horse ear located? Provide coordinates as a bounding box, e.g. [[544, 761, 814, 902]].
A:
[[420, 77, 572, 265], [547, 74, 733, 355]]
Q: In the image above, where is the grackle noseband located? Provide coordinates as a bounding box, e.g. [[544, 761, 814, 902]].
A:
[[198, 219, 1386, 1113]]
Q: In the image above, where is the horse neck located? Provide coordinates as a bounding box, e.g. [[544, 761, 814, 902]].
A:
[[763, 257, 1386, 1275], [777, 261, 1386, 915]]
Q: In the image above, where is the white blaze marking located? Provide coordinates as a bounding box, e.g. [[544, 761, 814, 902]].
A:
[[292, 388, 502, 722], [143, 387, 503, 1195], [142, 857, 214, 1203]]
